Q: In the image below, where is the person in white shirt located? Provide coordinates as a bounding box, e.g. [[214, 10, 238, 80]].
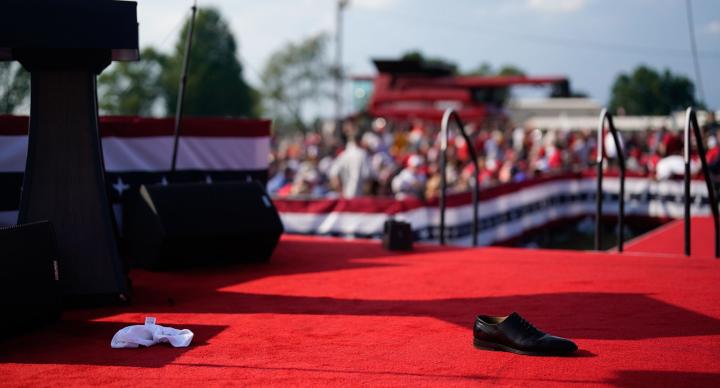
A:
[[656, 155, 699, 180], [329, 122, 372, 198]]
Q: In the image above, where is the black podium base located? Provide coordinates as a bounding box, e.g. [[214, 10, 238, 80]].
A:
[[17, 67, 129, 302]]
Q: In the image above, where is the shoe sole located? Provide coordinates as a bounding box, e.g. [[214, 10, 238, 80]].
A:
[[473, 338, 573, 357]]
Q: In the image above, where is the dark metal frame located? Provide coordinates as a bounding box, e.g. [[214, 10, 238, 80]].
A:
[[683, 107, 719, 258], [170, 1, 198, 175], [439, 108, 479, 246], [595, 108, 626, 252]]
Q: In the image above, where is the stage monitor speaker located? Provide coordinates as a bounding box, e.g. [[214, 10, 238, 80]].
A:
[[382, 219, 413, 251], [0, 221, 62, 335], [125, 182, 284, 270]]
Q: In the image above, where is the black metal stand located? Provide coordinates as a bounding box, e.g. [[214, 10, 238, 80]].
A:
[[170, 1, 198, 176]]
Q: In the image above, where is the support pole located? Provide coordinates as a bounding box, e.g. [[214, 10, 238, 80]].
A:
[[334, 0, 348, 135], [170, 1, 198, 176]]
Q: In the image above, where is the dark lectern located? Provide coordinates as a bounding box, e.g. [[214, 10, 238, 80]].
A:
[[0, 0, 139, 302]]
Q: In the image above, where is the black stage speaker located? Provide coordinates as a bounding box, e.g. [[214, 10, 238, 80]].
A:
[[0, 221, 62, 335], [382, 219, 413, 251], [125, 182, 284, 270]]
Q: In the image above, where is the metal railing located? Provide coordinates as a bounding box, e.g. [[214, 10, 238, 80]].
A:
[[439, 109, 479, 246], [595, 109, 626, 252], [683, 107, 719, 258]]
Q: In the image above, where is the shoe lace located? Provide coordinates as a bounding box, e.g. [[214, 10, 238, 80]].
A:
[[517, 316, 542, 336]]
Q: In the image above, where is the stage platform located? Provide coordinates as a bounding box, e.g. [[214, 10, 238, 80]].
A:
[[625, 216, 716, 259], [2, 235, 720, 387]]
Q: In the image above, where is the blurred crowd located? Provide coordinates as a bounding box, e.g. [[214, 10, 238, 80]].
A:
[[267, 113, 720, 200]]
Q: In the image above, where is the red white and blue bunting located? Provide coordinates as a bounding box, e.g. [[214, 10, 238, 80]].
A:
[[0, 115, 271, 225], [273, 174, 712, 245]]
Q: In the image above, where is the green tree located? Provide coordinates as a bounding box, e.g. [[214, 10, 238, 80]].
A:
[[159, 7, 258, 117], [466, 62, 494, 76], [261, 33, 333, 134], [0, 62, 30, 114], [496, 64, 526, 77], [98, 48, 164, 116], [609, 65, 699, 115], [97, 7, 257, 117]]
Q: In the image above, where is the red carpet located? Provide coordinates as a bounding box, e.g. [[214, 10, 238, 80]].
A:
[[625, 217, 717, 258], [2, 235, 720, 387]]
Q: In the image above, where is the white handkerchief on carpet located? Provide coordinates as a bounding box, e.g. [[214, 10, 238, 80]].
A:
[[111, 317, 194, 348]]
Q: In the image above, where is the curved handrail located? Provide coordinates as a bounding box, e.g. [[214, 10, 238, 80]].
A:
[[683, 107, 719, 258], [439, 109, 480, 246], [595, 108, 626, 252]]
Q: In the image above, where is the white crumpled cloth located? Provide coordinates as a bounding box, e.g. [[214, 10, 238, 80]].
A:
[[111, 317, 194, 349]]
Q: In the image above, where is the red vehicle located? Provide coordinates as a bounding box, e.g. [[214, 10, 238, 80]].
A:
[[353, 59, 569, 125]]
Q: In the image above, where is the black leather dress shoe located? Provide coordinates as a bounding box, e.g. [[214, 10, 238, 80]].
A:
[[473, 312, 577, 356]]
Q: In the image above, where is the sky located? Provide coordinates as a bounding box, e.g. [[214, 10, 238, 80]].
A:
[[135, 0, 720, 112]]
